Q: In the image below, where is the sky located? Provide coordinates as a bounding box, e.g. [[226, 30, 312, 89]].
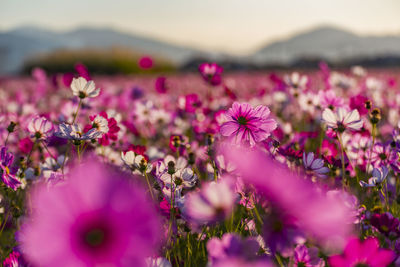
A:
[[1, 0, 400, 54]]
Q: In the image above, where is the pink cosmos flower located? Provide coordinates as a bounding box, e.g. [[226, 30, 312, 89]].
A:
[[28, 116, 54, 140], [20, 161, 161, 267], [75, 63, 91, 81], [0, 146, 21, 190], [184, 179, 237, 224], [289, 244, 324, 267], [222, 145, 354, 249], [220, 102, 277, 147], [329, 237, 394, 267], [138, 56, 153, 69], [18, 137, 34, 154], [155, 76, 168, 94], [2, 251, 26, 267], [350, 94, 369, 116], [198, 62, 223, 86], [318, 90, 344, 110]]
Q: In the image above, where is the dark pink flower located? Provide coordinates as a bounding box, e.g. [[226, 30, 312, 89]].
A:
[[184, 94, 202, 113], [18, 137, 34, 154], [20, 161, 161, 267], [220, 102, 277, 147], [138, 56, 153, 69], [155, 76, 168, 94], [2, 251, 26, 267], [329, 237, 394, 267], [0, 146, 21, 191], [198, 62, 223, 86], [350, 95, 369, 116], [75, 63, 91, 81]]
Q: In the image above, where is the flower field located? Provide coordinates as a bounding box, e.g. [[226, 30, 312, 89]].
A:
[[1, 63, 400, 266]]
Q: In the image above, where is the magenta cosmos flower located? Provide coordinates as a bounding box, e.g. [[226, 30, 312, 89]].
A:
[[329, 237, 394, 267], [198, 62, 223, 86], [20, 161, 161, 267], [0, 146, 21, 190], [222, 145, 354, 248], [220, 102, 277, 147]]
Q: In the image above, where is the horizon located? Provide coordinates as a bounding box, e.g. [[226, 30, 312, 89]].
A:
[[3, 23, 400, 56], [2, 0, 400, 54]]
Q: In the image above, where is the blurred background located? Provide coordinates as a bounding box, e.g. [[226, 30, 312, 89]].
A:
[[1, 0, 400, 75]]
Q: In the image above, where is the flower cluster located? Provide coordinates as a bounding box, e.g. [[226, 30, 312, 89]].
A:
[[0, 63, 400, 266]]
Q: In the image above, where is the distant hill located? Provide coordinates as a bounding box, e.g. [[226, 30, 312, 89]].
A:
[[2, 25, 400, 74], [0, 26, 211, 74], [252, 26, 400, 65]]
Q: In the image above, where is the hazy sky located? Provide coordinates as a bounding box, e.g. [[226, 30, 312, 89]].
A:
[[1, 0, 400, 54]]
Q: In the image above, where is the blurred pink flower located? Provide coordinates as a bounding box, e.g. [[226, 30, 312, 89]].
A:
[[198, 62, 223, 86], [329, 237, 394, 267], [220, 102, 277, 147], [20, 161, 161, 267], [184, 179, 237, 224], [155, 76, 168, 94], [138, 56, 153, 69], [222, 145, 354, 249], [75, 63, 91, 81]]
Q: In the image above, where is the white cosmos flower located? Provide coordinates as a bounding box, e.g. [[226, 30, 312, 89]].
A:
[[322, 108, 363, 132], [91, 115, 109, 134], [70, 77, 100, 99], [55, 123, 103, 140], [121, 151, 152, 174]]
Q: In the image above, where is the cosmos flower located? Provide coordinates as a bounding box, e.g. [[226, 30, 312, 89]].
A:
[[28, 116, 54, 140], [370, 212, 400, 238], [207, 233, 259, 264], [55, 123, 103, 141], [284, 72, 308, 96], [367, 143, 399, 170], [121, 150, 152, 174], [289, 244, 324, 267], [155, 155, 197, 191], [184, 179, 237, 224], [146, 257, 172, 267], [18, 137, 34, 154], [138, 56, 153, 70], [222, 145, 354, 249], [70, 77, 100, 99], [155, 76, 168, 94], [20, 161, 161, 267], [328, 237, 394, 267], [302, 152, 329, 177], [88, 114, 109, 134], [318, 89, 345, 109], [198, 62, 223, 86], [88, 112, 120, 146], [220, 102, 277, 147], [0, 146, 21, 190], [322, 108, 363, 132], [2, 251, 26, 267], [359, 166, 389, 188], [349, 94, 369, 116]]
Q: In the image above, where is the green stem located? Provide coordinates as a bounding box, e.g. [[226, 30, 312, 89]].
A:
[[144, 172, 155, 201], [337, 133, 346, 189], [366, 124, 376, 176]]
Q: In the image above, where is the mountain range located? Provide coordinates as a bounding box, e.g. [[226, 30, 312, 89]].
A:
[[1, 25, 400, 74]]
